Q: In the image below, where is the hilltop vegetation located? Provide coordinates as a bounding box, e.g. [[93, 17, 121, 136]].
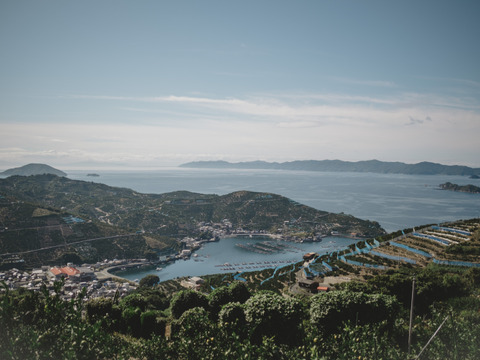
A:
[[0, 196, 175, 268], [0, 175, 384, 267]]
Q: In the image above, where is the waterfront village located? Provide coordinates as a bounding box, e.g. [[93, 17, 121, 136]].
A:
[[0, 218, 329, 301]]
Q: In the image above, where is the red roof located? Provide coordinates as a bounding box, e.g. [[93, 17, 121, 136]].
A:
[[62, 267, 80, 276], [50, 267, 63, 276], [50, 266, 80, 277]]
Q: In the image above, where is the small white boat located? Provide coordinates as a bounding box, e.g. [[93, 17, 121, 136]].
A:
[[156, 267, 163, 271]]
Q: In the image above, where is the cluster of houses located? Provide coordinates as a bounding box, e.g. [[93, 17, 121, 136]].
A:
[[0, 263, 138, 301]]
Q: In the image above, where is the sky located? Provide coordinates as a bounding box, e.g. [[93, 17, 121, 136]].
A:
[[1, 0, 480, 170]]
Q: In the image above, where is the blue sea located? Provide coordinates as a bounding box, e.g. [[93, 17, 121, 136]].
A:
[[68, 168, 480, 233], [66, 168, 480, 281]]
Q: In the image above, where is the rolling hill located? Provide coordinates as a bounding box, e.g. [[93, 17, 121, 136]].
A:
[[0, 163, 67, 177]]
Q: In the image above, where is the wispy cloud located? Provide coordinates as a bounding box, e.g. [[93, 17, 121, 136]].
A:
[[276, 121, 324, 128], [31, 90, 478, 168], [406, 116, 433, 126], [62, 91, 480, 132]]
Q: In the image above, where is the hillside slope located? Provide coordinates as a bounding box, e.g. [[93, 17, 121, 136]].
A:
[[0, 175, 385, 266], [0, 194, 174, 268]]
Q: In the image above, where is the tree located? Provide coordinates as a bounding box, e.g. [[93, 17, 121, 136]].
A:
[[173, 307, 213, 339], [229, 281, 251, 303], [309, 290, 400, 335], [120, 292, 149, 311], [144, 250, 158, 261], [140, 310, 166, 339], [122, 307, 142, 336], [86, 297, 113, 324], [208, 286, 233, 317], [170, 289, 208, 319], [139, 274, 160, 288], [218, 302, 247, 337], [243, 291, 305, 345]]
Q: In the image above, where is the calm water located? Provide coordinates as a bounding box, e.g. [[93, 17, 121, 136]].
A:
[[66, 168, 479, 281], [115, 236, 356, 282]]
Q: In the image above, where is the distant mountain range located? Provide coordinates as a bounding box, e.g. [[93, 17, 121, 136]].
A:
[[0, 163, 67, 177], [180, 160, 480, 176]]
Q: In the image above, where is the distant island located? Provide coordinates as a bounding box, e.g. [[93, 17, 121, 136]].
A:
[[439, 182, 480, 194], [0, 163, 67, 177], [181, 160, 480, 176], [87, 173, 100, 177]]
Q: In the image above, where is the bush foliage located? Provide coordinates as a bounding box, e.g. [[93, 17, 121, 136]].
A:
[[2, 266, 480, 359]]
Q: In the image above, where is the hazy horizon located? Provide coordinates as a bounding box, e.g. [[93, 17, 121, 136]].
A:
[[2, 158, 480, 173], [2, 1, 480, 168]]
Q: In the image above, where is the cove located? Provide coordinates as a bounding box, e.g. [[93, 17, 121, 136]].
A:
[[115, 235, 357, 282]]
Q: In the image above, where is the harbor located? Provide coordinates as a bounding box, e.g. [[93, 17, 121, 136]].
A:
[[115, 235, 357, 282]]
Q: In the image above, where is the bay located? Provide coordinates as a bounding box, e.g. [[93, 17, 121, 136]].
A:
[[115, 236, 356, 282]]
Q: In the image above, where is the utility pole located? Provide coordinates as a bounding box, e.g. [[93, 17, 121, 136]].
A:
[[408, 275, 416, 354]]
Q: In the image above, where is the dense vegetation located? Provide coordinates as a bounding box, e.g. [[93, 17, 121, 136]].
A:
[[2, 264, 480, 359], [0, 197, 176, 268]]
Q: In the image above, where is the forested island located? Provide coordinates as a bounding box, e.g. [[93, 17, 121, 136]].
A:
[[181, 159, 480, 176], [439, 182, 480, 194]]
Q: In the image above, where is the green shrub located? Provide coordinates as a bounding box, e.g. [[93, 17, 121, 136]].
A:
[[86, 298, 113, 324], [122, 307, 142, 336], [208, 286, 233, 317], [244, 291, 305, 345], [218, 302, 246, 337], [309, 290, 400, 335], [172, 307, 213, 339], [170, 289, 208, 319]]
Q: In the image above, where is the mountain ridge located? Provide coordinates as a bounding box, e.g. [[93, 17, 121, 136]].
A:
[[180, 159, 480, 176]]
